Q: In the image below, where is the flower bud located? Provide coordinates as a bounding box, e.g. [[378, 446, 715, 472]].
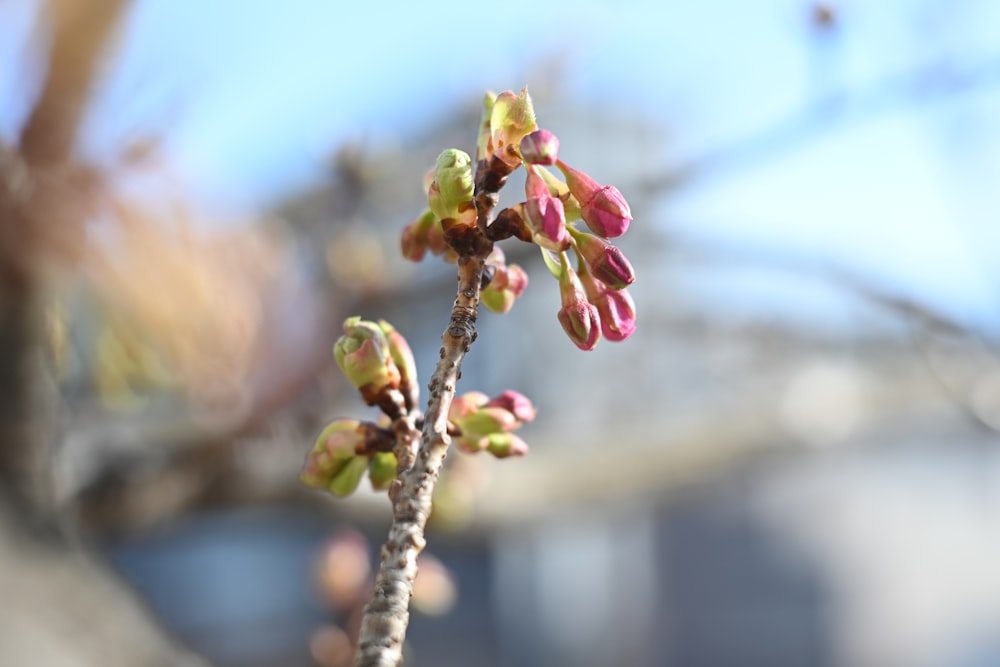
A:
[[486, 432, 529, 458], [378, 320, 418, 409], [368, 451, 398, 491], [519, 129, 559, 165], [328, 455, 369, 497], [455, 434, 488, 453], [334, 316, 401, 398], [301, 418, 364, 489], [428, 149, 476, 226], [481, 262, 529, 314], [556, 160, 632, 238], [571, 230, 635, 289], [485, 390, 537, 423], [557, 258, 601, 351], [459, 406, 520, 435], [595, 288, 637, 342], [401, 209, 436, 262], [489, 88, 538, 167], [524, 167, 569, 251], [580, 268, 636, 342], [449, 391, 490, 422], [477, 91, 497, 162]]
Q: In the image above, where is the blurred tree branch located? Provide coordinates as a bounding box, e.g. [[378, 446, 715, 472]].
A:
[[0, 2, 209, 664]]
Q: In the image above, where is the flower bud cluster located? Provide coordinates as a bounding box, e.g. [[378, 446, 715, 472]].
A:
[[305, 318, 538, 498], [401, 88, 636, 348], [447, 390, 535, 458], [301, 418, 398, 496]]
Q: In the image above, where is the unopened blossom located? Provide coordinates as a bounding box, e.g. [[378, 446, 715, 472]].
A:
[[524, 166, 569, 251], [485, 432, 529, 458], [580, 266, 636, 342], [334, 317, 401, 396], [571, 229, 636, 290], [519, 129, 559, 166], [301, 418, 364, 490], [485, 390, 537, 423], [556, 160, 632, 238], [378, 320, 418, 410], [557, 258, 601, 351], [400, 209, 435, 262]]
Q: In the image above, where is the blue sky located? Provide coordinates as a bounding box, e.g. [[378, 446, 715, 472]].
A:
[[2, 0, 1000, 334]]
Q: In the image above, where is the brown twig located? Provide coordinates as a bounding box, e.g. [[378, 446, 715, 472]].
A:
[[352, 156, 511, 666]]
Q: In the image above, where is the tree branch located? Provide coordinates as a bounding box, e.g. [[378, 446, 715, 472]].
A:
[[352, 154, 512, 666]]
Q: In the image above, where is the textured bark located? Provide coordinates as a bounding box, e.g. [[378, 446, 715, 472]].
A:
[[354, 154, 514, 666]]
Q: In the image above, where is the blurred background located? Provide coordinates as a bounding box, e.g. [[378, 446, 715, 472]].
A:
[[2, 0, 1000, 666]]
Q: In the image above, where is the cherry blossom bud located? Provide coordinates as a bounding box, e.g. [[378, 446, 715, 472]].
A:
[[580, 268, 637, 342], [334, 317, 401, 398], [460, 406, 520, 435], [401, 209, 435, 262], [481, 261, 529, 314], [556, 160, 632, 238], [557, 258, 601, 351], [428, 149, 476, 226], [368, 451, 398, 491], [485, 390, 537, 422], [519, 129, 559, 165], [449, 391, 490, 422], [486, 432, 529, 458], [489, 88, 538, 167], [524, 166, 569, 251], [455, 434, 488, 454], [301, 419, 364, 489], [378, 320, 418, 410], [328, 455, 369, 497], [571, 230, 636, 289], [595, 288, 636, 342]]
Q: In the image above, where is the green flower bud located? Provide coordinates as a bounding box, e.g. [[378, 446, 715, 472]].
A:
[[378, 319, 418, 410], [428, 149, 475, 223], [368, 451, 398, 491], [301, 418, 363, 489], [486, 432, 529, 458], [476, 91, 497, 162], [328, 455, 370, 497], [459, 406, 519, 435], [489, 87, 538, 167], [334, 316, 401, 398]]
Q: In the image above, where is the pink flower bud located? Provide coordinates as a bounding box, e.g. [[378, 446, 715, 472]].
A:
[[519, 129, 559, 165], [557, 160, 632, 238], [485, 390, 537, 423], [524, 167, 569, 251], [558, 263, 601, 351], [580, 268, 636, 342], [595, 288, 636, 342], [571, 231, 635, 290]]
